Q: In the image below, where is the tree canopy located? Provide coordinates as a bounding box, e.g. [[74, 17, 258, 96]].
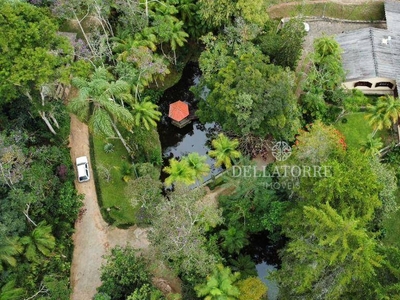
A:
[[0, 1, 71, 103], [195, 26, 301, 140]]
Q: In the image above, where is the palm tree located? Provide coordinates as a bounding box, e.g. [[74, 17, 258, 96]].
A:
[[314, 36, 342, 61], [209, 134, 241, 169], [176, 0, 197, 25], [132, 100, 162, 130], [219, 227, 249, 254], [112, 29, 158, 61], [68, 67, 135, 156], [366, 107, 391, 136], [169, 19, 188, 64], [163, 158, 196, 186], [0, 237, 22, 271], [229, 255, 257, 279], [195, 264, 240, 299], [182, 153, 210, 183], [379, 95, 400, 123], [366, 95, 400, 136], [360, 135, 383, 157], [20, 222, 55, 262], [0, 280, 24, 300]]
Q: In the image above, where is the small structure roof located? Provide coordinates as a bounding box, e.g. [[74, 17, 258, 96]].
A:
[[335, 27, 400, 82], [169, 100, 189, 122], [385, 1, 400, 32]]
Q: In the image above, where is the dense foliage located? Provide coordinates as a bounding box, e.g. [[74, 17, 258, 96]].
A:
[[0, 100, 82, 297], [195, 20, 303, 140], [2, 0, 400, 299], [96, 247, 163, 300]]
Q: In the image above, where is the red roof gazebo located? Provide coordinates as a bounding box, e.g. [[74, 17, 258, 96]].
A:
[[168, 100, 190, 128]]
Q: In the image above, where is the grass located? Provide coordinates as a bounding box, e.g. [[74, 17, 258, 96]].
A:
[[269, 2, 385, 20], [92, 135, 138, 226], [335, 112, 390, 150]]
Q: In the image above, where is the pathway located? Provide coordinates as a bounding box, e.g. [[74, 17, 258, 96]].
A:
[[69, 115, 149, 300]]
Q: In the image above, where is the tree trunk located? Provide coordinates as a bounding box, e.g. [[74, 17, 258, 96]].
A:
[[110, 121, 134, 158], [25, 91, 57, 135], [73, 11, 96, 55], [372, 128, 378, 137], [173, 50, 177, 65], [23, 203, 37, 227], [49, 112, 60, 129], [39, 111, 57, 135]]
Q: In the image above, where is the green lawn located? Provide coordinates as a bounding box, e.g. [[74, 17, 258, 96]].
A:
[[335, 112, 375, 150], [335, 112, 392, 150], [92, 136, 138, 227], [269, 2, 385, 20]]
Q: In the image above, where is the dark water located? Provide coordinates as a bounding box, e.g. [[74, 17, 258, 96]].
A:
[[157, 62, 282, 298], [157, 62, 222, 182], [243, 233, 285, 300]]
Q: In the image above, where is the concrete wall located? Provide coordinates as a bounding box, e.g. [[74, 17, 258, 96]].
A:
[[342, 77, 396, 95]]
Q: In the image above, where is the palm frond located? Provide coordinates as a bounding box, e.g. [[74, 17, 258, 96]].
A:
[[89, 108, 115, 137]]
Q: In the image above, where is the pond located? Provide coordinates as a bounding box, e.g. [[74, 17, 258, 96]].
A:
[[157, 62, 282, 299], [157, 62, 222, 183], [243, 232, 285, 300]]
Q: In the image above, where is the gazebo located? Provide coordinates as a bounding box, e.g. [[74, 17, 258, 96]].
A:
[[169, 100, 190, 128]]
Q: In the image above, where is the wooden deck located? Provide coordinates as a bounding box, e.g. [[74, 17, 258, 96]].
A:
[[171, 112, 199, 128]]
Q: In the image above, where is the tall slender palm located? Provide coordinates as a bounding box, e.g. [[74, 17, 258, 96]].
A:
[[366, 95, 400, 136], [209, 134, 241, 169], [360, 135, 383, 157], [20, 222, 55, 262], [169, 19, 189, 64], [163, 158, 196, 186], [132, 100, 162, 130], [182, 153, 210, 182], [68, 67, 135, 156], [0, 237, 22, 271], [195, 264, 240, 299]]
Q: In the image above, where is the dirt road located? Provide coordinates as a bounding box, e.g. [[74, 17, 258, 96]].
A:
[[69, 115, 149, 300]]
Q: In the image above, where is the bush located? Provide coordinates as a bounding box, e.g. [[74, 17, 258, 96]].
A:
[[97, 246, 154, 300], [103, 143, 115, 153], [119, 161, 135, 182], [129, 127, 162, 165], [134, 162, 161, 180]]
